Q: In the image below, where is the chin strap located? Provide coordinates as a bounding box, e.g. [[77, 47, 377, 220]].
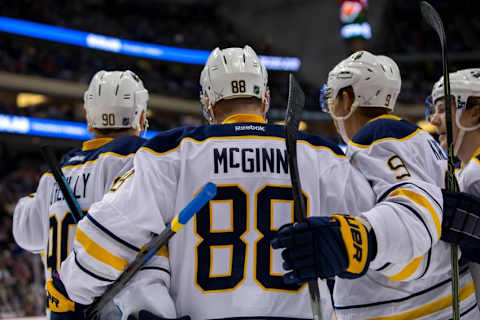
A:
[[330, 100, 359, 143], [454, 109, 480, 156]]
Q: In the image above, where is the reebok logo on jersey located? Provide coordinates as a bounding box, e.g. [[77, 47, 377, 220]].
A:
[[234, 125, 266, 132]]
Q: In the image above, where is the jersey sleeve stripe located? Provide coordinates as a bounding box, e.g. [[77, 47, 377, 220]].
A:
[[74, 251, 114, 282], [335, 267, 471, 310], [139, 266, 171, 275], [386, 255, 424, 281], [378, 182, 442, 210], [417, 249, 432, 279], [139, 245, 169, 258], [395, 202, 433, 246], [365, 282, 475, 320], [75, 228, 128, 272], [390, 189, 441, 238], [375, 263, 391, 272], [86, 214, 140, 252]]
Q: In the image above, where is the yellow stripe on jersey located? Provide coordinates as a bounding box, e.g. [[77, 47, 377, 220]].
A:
[[390, 188, 441, 238], [367, 282, 475, 320], [139, 245, 169, 258], [349, 129, 422, 149], [76, 228, 127, 271], [141, 136, 346, 159], [221, 114, 267, 124], [82, 137, 114, 151], [367, 114, 402, 124], [387, 255, 423, 281], [42, 151, 136, 176]]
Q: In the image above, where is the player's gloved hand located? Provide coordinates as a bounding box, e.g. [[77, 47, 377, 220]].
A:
[[127, 310, 190, 320], [442, 189, 480, 263], [271, 215, 377, 284], [442, 189, 480, 247], [46, 271, 87, 320]]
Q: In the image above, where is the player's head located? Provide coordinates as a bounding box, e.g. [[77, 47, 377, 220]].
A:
[[426, 69, 480, 158], [319, 51, 401, 142], [200, 45, 269, 124], [84, 70, 149, 137]]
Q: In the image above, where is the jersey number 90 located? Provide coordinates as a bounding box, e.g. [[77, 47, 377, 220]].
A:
[[194, 185, 308, 293]]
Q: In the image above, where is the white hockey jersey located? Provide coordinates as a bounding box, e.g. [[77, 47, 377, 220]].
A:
[[457, 147, 480, 311], [12, 136, 145, 318], [59, 114, 376, 320], [333, 115, 478, 319]]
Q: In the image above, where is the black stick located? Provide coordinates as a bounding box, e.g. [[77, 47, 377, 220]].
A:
[[284, 74, 322, 320], [40, 145, 84, 223], [420, 2, 460, 319], [85, 182, 217, 319]]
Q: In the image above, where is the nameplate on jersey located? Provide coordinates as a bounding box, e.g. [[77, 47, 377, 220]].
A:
[[213, 147, 289, 175], [50, 173, 91, 206]]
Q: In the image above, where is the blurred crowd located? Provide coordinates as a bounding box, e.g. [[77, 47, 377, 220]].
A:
[[0, 151, 45, 317]]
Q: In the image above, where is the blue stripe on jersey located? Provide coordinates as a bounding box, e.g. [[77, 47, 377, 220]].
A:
[[395, 202, 433, 247], [58, 135, 146, 168], [143, 124, 344, 157], [139, 266, 171, 275], [86, 214, 141, 252], [351, 117, 420, 147], [74, 251, 114, 282]]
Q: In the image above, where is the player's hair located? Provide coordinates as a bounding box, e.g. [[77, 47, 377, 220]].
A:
[[92, 127, 136, 136], [337, 86, 390, 118]]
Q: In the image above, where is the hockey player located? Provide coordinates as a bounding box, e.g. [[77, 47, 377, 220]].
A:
[[272, 51, 478, 318], [46, 46, 376, 320], [12, 70, 149, 319], [426, 68, 480, 308]]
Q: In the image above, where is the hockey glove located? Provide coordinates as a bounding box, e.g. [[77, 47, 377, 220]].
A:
[[127, 310, 190, 320], [271, 215, 376, 285], [442, 189, 480, 263], [46, 271, 87, 320]]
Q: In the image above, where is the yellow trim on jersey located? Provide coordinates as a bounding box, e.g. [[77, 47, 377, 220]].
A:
[[139, 245, 169, 258], [141, 136, 346, 159], [82, 138, 114, 151], [367, 114, 402, 124], [387, 255, 423, 281], [389, 188, 441, 238], [76, 228, 127, 271], [222, 114, 267, 124], [470, 146, 480, 166], [367, 282, 475, 320], [349, 129, 422, 149], [42, 150, 135, 176]]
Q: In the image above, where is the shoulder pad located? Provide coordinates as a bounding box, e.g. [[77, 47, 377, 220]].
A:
[[351, 116, 420, 148]]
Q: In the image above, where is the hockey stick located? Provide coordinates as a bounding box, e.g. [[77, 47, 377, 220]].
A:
[[420, 2, 460, 319], [85, 182, 217, 319], [40, 145, 84, 223], [284, 74, 322, 320]]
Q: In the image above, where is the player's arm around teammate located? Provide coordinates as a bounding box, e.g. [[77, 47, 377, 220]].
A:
[[274, 52, 479, 319]]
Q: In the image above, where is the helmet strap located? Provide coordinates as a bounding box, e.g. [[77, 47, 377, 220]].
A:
[[330, 100, 359, 143]]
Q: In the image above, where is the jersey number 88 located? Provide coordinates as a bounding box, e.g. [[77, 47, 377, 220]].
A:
[[194, 184, 308, 293]]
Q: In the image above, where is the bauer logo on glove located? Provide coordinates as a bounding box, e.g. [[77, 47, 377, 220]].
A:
[[271, 214, 377, 284]]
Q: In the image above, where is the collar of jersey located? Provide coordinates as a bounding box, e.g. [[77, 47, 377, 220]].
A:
[[470, 146, 480, 164], [367, 114, 402, 124], [82, 137, 114, 151], [222, 114, 266, 124]]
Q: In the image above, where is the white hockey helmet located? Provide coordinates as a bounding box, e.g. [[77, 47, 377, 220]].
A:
[[426, 69, 480, 154], [320, 51, 401, 114], [427, 69, 480, 113], [200, 45, 269, 122], [84, 70, 149, 130]]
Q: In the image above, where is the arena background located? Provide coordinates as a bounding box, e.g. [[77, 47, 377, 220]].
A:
[[1, 0, 479, 318]]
